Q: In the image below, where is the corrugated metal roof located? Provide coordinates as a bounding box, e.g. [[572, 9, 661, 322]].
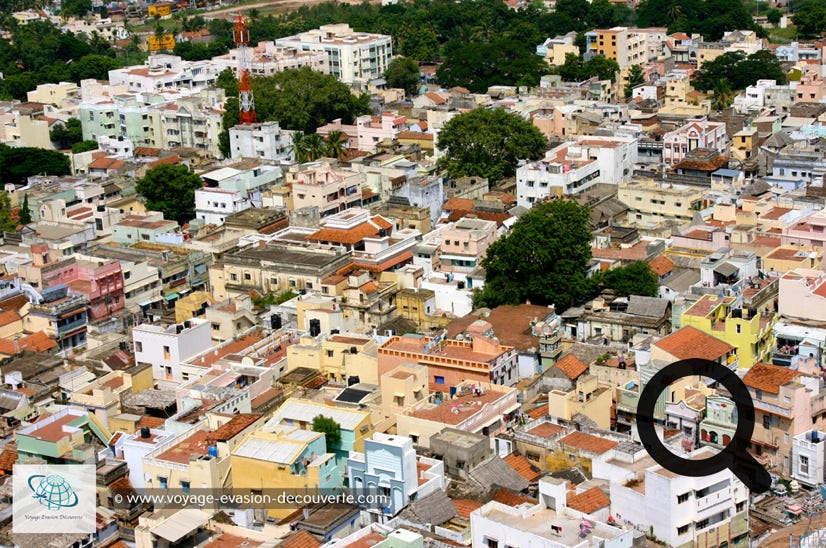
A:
[[267, 399, 368, 430], [233, 436, 305, 464], [151, 509, 211, 543]]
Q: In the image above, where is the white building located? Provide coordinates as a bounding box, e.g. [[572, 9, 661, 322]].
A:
[[471, 477, 634, 548], [228, 121, 295, 162], [603, 447, 749, 548], [118, 427, 177, 489], [792, 430, 826, 488], [107, 54, 219, 94], [194, 187, 251, 226], [347, 433, 445, 521], [663, 117, 728, 166], [274, 24, 392, 88], [212, 42, 329, 76], [733, 79, 797, 113], [132, 319, 212, 388], [516, 136, 637, 207]]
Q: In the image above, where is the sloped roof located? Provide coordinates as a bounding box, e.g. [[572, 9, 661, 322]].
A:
[[654, 326, 734, 361], [648, 255, 674, 276], [625, 295, 670, 318], [398, 489, 457, 525], [743, 362, 800, 394], [504, 453, 541, 482], [558, 431, 618, 455], [554, 354, 589, 380], [279, 530, 321, 548], [468, 456, 529, 492], [452, 498, 483, 519], [566, 486, 610, 514]]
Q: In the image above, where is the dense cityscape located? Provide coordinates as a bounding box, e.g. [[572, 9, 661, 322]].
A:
[[0, 0, 825, 546]]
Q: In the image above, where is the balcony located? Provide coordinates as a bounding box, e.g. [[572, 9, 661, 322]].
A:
[[57, 317, 87, 335], [617, 386, 639, 414], [753, 398, 792, 418]]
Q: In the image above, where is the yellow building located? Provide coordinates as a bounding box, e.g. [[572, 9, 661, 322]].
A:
[[148, 33, 175, 51], [680, 294, 776, 369], [395, 288, 452, 332], [763, 245, 823, 274], [547, 375, 613, 430], [286, 333, 379, 384], [147, 3, 172, 17], [231, 426, 340, 520], [618, 179, 705, 228], [731, 127, 758, 162], [174, 291, 215, 324]]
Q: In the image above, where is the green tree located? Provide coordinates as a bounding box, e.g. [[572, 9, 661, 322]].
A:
[[398, 28, 440, 62], [0, 192, 16, 232], [766, 8, 782, 25], [596, 261, 659, 297], [437, 39, 548, 93], [711, 78, 735, 111], [624, 64, 645, 98], [436, 108, 548, 181], [71, 140, 98, 154], [793, 1, 826, 38], [475, 200, 593, 310], [61, 0, 91, 18], [303, 132, 326, 161], [692, 50, 785, 92], [18, 194, 30, 225], [135, 164, 203, 224], [0, 144, 70, 184], [215, 67, 239, 97], [50, 118, 84, 150], [325, 130, 347, 161], [312, 415, 341, 447], [384, 56, 420, 97], [291, 131, 309, 164]]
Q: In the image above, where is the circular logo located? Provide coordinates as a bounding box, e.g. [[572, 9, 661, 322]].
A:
[[637, 358, 772, 493], [27, 474, 80, 510]]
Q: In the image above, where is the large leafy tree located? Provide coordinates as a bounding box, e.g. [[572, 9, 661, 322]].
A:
[[437, 39, 548, 93], [135, 164, 203, 225], [0, 144, 70, 184], [692, 50, 786, 92], [596, 261, 659, 297], [50, 118, 84, 150], [0, 192, 17, 233], [624, 65, 645, 98], [476, 200, 593, 310], [384, 56, 420, 97], [312, 415, 342, 448], [793, 1, 826, 38], [557, 53, 620, 83], [436, 108, 548, 181]]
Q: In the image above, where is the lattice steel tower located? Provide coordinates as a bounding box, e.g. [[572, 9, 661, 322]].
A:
[[233, 14, 257, 125]]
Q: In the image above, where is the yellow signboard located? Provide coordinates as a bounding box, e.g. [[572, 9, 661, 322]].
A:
[[147, 3, 172, 16], [148, 34, 176, 51]]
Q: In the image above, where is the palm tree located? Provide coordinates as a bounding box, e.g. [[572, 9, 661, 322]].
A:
[[325, 130, 347, 161], [291, 131, 310, 163], [711, 79, 734, 112], [303, 133, 327, 161]]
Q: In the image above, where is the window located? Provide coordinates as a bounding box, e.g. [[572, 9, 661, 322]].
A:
[[244, 272, 251, 280], [434, 376, 445, 385], [484, 538, 499, 548], [736, 324, 741, 334], [456, 460, 465, 469], [677, 492, 690, 504], [135, 341, 143, 352], [163, 345, 171, 360], [677, 525, 690, 535], [230, 273, 238, 281], [326, 350, 334, 358], [736, 501, 746, 513], [159, 477, 168, 489], [800, 455, 810, 475], [696, 518, 709, 530], [180, 481, 190, 493]]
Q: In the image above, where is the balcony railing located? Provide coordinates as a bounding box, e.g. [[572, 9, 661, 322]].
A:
[[617, 388, 639, 414], [753, 398, 792, 418]]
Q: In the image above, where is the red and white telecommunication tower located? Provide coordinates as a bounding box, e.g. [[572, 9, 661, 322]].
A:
[[233, 13, 257, 125]]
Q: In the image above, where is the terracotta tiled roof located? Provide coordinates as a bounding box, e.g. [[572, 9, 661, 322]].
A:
[[0, 309, 20, 327], [308, 215, 391, 245], [424, 91, 447, 105], [526, 404, 550, 420], [554, 354, 589, 380], [654, 326, 734, 361], [0, 443, 17, 473], [447, 210, 512, 226], [566, 486, 610, 514], [491, 487, 537, 506], [527, 421, 564, 438], [453, 498, 483, 519], [207, 413, 262, 442], [134, 146, 161, 157], [743, 362, 800, 394], [559, 431, 618, 455], [0, 331, 57, 355], [203, 533, 262, 548], [279, 530, 321, 548], [89, 157, 126, 170], [504, 453, 541, 481], [445, 303, 552, 352], [397, 131, 434, 141], [648, 255, 674, 276], [148, 154, 182, 168], [108, 476, 135, 497], [442, 198, 474, 211]]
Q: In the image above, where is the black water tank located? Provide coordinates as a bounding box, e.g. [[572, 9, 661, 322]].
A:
[[140, 427, 151, 439], [331, 329, 340, 335], [309, 319, 321, 337], [348, 376, 360, 386], [271, 314, 282, 329]]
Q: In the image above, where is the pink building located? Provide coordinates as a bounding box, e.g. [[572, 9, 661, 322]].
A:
[[778, 268, 826, 323], [67, 260, 125, 321], [795, 72, 826, 103], [782, 209, 826, 248], [286, 161, 364, 217], [438, 218, 498, 273], [663, 117, 727, 165], [671, 225, 731, 251], [19, 244, 77, 290], [317, 112, 408, 152]]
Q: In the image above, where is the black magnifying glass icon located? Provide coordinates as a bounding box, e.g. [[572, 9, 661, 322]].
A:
[[637, 358, 772, 494]]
